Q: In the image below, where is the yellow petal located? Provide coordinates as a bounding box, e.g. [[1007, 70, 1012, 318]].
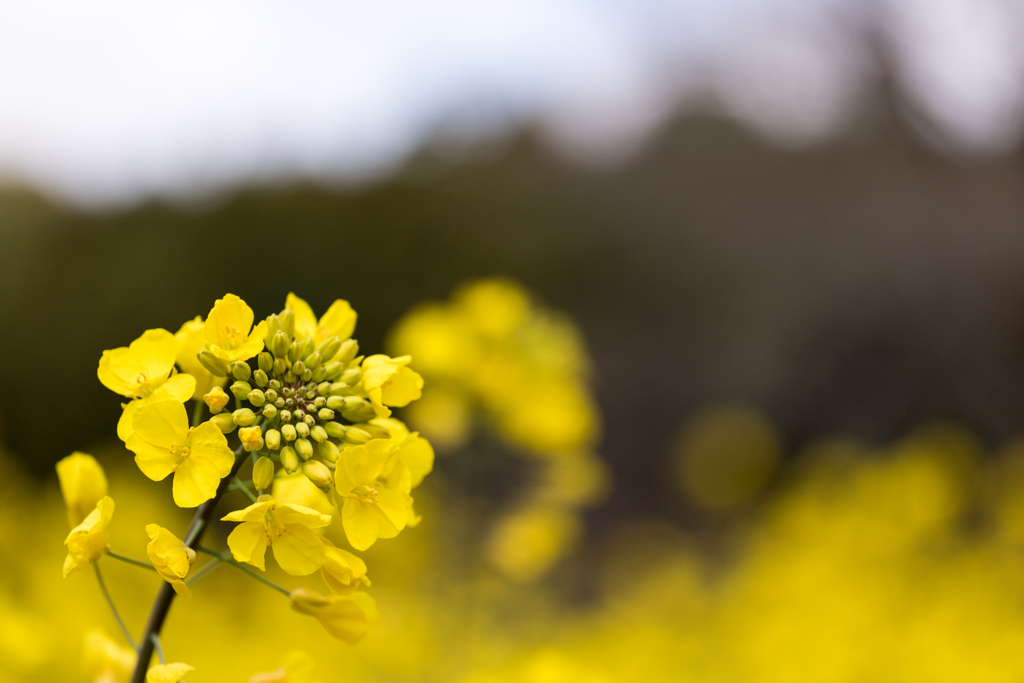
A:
[[342, 498, 378, 551], [322, 543, 370, 595], [146, 662, 194, 683], [128, 433, 177, 482], [316, 299, 357, 343], [118, 376, 196, 443], [273, 503, 332, 529], [97, 329, 177, 398], [56, 452, 107, 527], [286, 293, 318, 340], [271, 524, 325, 575], [175, 316, 222, 399], [222, 498, 275, 523], [205, 294, 254, 347], [172, 455, 220, 508], [227, 521, 269, 571], [395, 434, 433, 489], [132, 400, 189, 450], [380, 365, 423, 408]]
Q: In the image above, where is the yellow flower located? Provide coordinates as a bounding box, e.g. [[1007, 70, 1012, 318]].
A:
[[238, 426, 265, 452], [334, 439, 414, 551], [272, 473, 334, 517], [321, 539, 371, 595], [146, 524, 195, 597], [204, 294, 268, 362], [357, 355, 423, 418], [126, 400, 234, 508], [63, 496, 114, 577], [146, 662, 194, 683], [56, 452, 107, 527], [221, 495, 331, 575], [369, 418, 434, 489], [175, 316, 226, 399], [115, 374, 197, 444], [286, 292, 357, 345], [83, 629, 135, 683], [98, 329, 179, 399], [289, 588, 377, 644], [249, 651, 320, 683], [203, 386, 230, 414]]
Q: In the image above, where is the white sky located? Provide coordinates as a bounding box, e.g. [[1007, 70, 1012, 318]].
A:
[[0, 0, 1021, 206]]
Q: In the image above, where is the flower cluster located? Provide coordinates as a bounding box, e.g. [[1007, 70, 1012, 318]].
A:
[[64, 292, 432, 682]]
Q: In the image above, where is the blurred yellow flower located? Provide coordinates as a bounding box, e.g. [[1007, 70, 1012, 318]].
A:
[[487, 506, 579, 583], [334, 439, 413, 551], [126, 400, 234, 508], [222, 495, 331, 575], [63, 496, 114, 577], [249, 651, 320, 683], [358, 354, 424, 418], [289, 588, 377, 644], [56, 452, 107, 527], [321, 539, 370, 595], [146, 662, 193, 683], [287, 292, 357, 344], [83, 630, 135, 683], [204, 294, 268, 362], [146, 524, 195, 598], [174, 317, 225, 400]]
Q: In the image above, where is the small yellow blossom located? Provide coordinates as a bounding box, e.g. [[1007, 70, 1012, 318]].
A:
[[146, 662, 194, 683], [321, 539, 371, 595], [272, 473, 334, 517], [174, 317, 225, 399], [357, 355, 423, 418], [289, 588, 377, 644], [249, 652, 320, 683], [98, 329, 179, 399], [126, 400, 234, 508], [203, 386, 230, 414], [204, 294, 268, 362], [146, 524, 195, 598], [83, 629, 135, 683], [56, 452, 107, 527], [334, 439, 414, 551], [287, 292, 357, 345], [222, 495, 331, 575], [63, 496, 114, 577], [238, 426, 265, 452]]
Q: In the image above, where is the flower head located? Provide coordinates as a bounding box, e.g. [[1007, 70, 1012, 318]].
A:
[[287, 293, 357, 345], [175, 316, 226, 399], [63, 496, 114, 577], [205, 294, 268, 362], [289, 588, 377, 644], [146, 662, 194, 683], [98, 329, 179, 399], [83, 630, 135, 683], [357, 355, 423, 418], [126, 400, 234, 508], [56, 452, 108, 527], [222, 495, 331, 575], [321, 539, 370, 595], [146, 524, 195, 597], [334, 439, 414, 550]]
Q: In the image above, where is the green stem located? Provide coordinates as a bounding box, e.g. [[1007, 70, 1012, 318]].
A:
[[232, 476, 258, 503], [150, 634, 166, 665], [107, 550, 156, 572], [184, 559, 221, 586], [196, 546, 290, 597], [191, 400, 204, 428], [93, 564, 138, 650]]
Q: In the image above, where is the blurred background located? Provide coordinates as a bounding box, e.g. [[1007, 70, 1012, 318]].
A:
[[5, 1, 1024, 681]]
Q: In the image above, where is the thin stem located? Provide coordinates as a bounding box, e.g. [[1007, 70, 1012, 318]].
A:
[[93, 564, 138, 650], [183, 518, 205, 547], [184, 559, 221, 586], [233, 476, 258, 503], [196, 546, 291, 597], [191, 400, 204, 428], [107, 550, 156, 572], [150, 634, 165, 665]]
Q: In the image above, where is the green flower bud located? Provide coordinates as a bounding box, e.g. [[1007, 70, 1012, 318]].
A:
[[271, 331, 291, 359], [230, 381, 252, 399], [340, 397, 375, 422], [230, 361, 252, 381], [198, 350, 230, 377], [311, 366, 327, 383], [301, 369, 313, 382], [339, 368, 363, 386], [279, 307, 295, 338], [211, 413, 237, 434], [258, 351, 274, 374], [342, 426, 371, 445], [293, 409, 306, 421], [292, 360, 306, 377], [298, 337, 315, 360], [253, 369, 269, 388], [253, 457, 275, 491], [264, 428, 281, 451], [304, 352, 322, 371], [262, 404, 278, 420], [335, 339, 359, 365], [268, 379, 282, 391], [324, 422, 346, 440], [272, 358, 287, 376], [287, 341, 302, 363], [318, 408, 336, 421], [303, 414, 316, 426], [302, 459, 332, 490], [295, 438, 314, 461], [317, 382, 331, 396], [310, 425, 327, 443], [295, 422, 310, 439], [275, 398, 286, 409], [265, 389, 278, 402], [313, 397, 326, 408], [326, 395, 345, 410], [284, 371, 296, 384], [329, 382, 351, 397], [318, 440, 340, 463], [247, 389, 266, 407], [316, 336, 342, 363], [305, 389, 317, 400], [281, 423, 297, 441], [280, 446, 299, 474], [279, 409, 292, 423], [323, 361, 345, 381], [263, 314, 282, 346], [232, 408, 256, 427]]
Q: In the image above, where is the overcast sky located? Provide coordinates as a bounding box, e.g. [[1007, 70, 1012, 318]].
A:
[[0, 0, 1021, 206]]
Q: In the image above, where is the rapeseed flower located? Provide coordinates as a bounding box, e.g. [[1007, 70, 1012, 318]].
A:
[[174, 317, 225, 399], [222, 495, 332, 575], [321, 539, 370, 595], [357, 354, 423, 418], [205, 294, 267, 362], [56, 452, 107, 527], [146, 662, 193, 683], [126, 400, 234, 507], [287, 292, 357, 345], [146, 524, 195, 597], [63, 496, 114, 577], [289, 588, 377, 644], [334, 439, 414, 550]]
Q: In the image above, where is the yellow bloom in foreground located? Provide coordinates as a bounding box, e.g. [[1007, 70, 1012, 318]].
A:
[[321, 539, 371, 595], [222, 495, 331, 575], [56, 452, 107, 527], [358, 355, 423, 418], [98, 329, 178, 399], [115, 374, 196, 444], [365, 418, 434, 488], [287, 292, 357, 345], [146, 662, 194, 683], [83, 629, 135, 683], [204, 294, 268, 362], [126, 400, 234, 508], [146, 524, 195, 597], [289, 588, 377, 644], [334, 439, 413, 550], [175, 317, 225, 399], [249, 651, 320, 683], [63, 496, 114, 577]]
